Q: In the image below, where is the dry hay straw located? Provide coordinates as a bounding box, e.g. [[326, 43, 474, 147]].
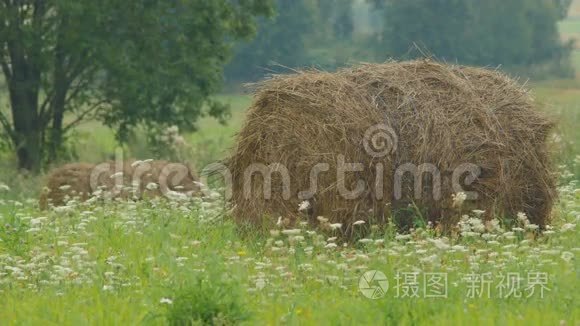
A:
[[39, 163, 95, 209], [227, 59, 556, 233], [39, 160, 201, 209]]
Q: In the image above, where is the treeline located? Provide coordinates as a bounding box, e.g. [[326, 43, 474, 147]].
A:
[[0, 0, 574, 171], [225, 0, 575, 83]]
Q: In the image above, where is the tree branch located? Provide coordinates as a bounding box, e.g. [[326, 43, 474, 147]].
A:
[[38, 86, 55, 117], [63, 100, 108, 132], [0, 109, 15, 146], [0, 55, 11, 83]]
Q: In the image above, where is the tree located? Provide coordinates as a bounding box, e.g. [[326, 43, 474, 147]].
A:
[[379, 0, 475, 63], [314, 0, 354, 40], [0, 0, 273, 171], [224, 0, 314, 82], [373, 0, 573, 73], [555, 0, 573, 19]]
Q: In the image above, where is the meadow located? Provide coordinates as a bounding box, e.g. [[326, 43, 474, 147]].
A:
[[0, 34, 580, 326], [0, 77, 577, 324]]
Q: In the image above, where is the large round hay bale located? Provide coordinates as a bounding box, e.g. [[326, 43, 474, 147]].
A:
[[40, 160, 201, 208], [227, 60, 555, 232]]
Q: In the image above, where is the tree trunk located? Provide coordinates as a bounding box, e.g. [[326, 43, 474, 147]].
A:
[[48, 102, 65, 163], [47, 14, 70, 164], [47, 68, 67, 163], [2, 1, 52, 172], [9, 82, 42, 172], [7, 44, 42, 172]]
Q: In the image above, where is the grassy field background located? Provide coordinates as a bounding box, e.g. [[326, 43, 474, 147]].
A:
[[0, 84, 577, 324], [0, 9, 578, 326]]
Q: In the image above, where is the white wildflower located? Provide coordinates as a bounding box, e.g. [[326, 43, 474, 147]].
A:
[[429, 238, 450, 250], [561, 251, 574, 263], [291, 235, 305, 242], [281, 229, 301, 236], [561, 223, 576, 232], [298, 200, 310, 212], [451, 245, 467, 252], [452, 192, 467, 208], [329, 223, 342, 230], [525, 224, 539, 231], [316, 216, 328, 223], [353, 220, 366, 226], [146, 183, 158, 190], [395, 234, 411, 241], [255, 278, 266, 290], [160, 297, 173, 305], [325, 243, 338, 249], [110, 172, 123, 179], [486, 219, 502, 233], [517, 212, 529, 225], [269, 230, 280, 237], [166, 191, 188, 201], [30, 216, 48, 225]]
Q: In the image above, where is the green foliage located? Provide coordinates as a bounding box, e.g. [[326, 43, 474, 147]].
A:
[[166, 275, 250, 325], [225, 0, 314, 82], [93, 1, 271, 139], [0, 86, 578, 324], [0, 182, 577, 324], [555, 0, 574, 19], [313, 0, 355, 41], [0, 0, 273, 170], [373, 0, 574, 77]]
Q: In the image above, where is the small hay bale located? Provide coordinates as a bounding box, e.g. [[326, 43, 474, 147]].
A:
[[40, 160, 201, 208], [39, 163, 96, 209], [227, 60, 555, 233], [126, 160, 201, 199]]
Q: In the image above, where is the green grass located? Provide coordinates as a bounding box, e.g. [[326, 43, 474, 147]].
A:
[[70, 94, 252, 166], [570, 50, 580, 74], [0, 74, 579, 325], [558, 17, 580, 35], [0, 182, 577, 324]]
